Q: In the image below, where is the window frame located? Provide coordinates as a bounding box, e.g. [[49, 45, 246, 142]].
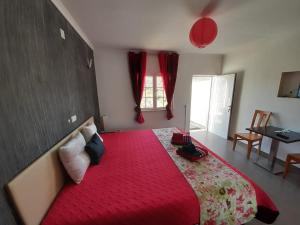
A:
[[141, 74, 169, 112]]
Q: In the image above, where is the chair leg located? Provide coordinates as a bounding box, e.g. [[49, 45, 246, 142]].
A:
[[283, 155, 291, 178], [247, 141, 253, 159], [233, 134, 238, 151]]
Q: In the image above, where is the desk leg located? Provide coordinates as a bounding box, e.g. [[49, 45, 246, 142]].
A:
[[268, 139, 279, 169], [254, 139, 283, 174]]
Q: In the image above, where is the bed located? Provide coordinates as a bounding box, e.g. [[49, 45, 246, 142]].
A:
[[6, 117, 279, 225]]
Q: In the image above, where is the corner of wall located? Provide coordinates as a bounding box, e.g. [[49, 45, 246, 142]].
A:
[[50, 0, 94, 49], [220, 54, 226, 74]]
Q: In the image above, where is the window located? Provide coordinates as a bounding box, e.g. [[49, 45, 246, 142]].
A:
[[141, 75, 167, 110]]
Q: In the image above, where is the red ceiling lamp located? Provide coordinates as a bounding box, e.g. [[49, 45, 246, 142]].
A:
[[189, 17, 218, 48]]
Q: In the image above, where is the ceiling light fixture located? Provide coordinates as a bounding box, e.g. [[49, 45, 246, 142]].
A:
[[189, 17, 218, 48]]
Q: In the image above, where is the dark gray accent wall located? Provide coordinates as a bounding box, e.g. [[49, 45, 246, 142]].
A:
[[0, 0, 100, 224]]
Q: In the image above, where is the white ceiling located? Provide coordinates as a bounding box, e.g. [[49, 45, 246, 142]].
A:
[[61, 0, 300, 54]]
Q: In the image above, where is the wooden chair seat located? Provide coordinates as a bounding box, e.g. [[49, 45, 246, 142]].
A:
[[235, 133, 262, 141], [288, 154, 300, 161], [283, 153, 300, 178]]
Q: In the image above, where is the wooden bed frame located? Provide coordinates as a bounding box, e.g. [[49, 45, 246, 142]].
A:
[[6, 117, 94, 225]]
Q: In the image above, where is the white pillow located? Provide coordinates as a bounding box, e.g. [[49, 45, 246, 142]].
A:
[[59, 132, 90, 184], [81, 122, 103, 142]]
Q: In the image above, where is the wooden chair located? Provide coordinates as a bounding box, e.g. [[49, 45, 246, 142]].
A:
[[232, 110, 271, 159], [283, 153, 300, 178]]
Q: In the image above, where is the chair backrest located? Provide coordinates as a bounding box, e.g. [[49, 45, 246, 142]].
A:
[[250, 110, 271, 129]]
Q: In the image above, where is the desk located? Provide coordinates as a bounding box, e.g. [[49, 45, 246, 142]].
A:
[[246, 126, 300, 174]]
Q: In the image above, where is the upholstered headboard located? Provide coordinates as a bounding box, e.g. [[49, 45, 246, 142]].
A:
[[6, 117, 94, 225]]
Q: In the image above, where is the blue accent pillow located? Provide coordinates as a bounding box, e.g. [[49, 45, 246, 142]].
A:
[[85, 133, 104, 165]]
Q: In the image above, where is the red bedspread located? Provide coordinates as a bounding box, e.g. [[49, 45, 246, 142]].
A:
[[42, 130, 200, 225]]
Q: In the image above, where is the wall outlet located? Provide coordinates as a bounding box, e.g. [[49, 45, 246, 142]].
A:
[[71, 115, 77, 123], [60, 28, 65, 40]]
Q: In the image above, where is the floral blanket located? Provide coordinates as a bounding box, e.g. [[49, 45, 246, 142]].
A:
[[152, 128, 257, 225]]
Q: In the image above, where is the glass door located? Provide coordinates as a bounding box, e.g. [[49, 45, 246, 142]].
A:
[[190, 76, 212, 130]]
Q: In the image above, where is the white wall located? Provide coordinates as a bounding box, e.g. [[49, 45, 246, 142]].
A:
[[222, 32, 300, 161], [95, 47, 223, 131], [51, 0, 94, 49]]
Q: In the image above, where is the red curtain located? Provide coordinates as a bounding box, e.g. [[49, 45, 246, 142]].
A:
[[128, 51, 147, 123], [158, 52, 179, 120]]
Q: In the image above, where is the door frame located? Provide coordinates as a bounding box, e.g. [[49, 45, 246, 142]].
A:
[[225, 73, 237, 139], [190, 74, 237, 139]]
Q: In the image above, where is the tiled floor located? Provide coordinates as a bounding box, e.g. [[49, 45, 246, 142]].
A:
[[191, 130, 300, 225], [190, 121, 206, 130]]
